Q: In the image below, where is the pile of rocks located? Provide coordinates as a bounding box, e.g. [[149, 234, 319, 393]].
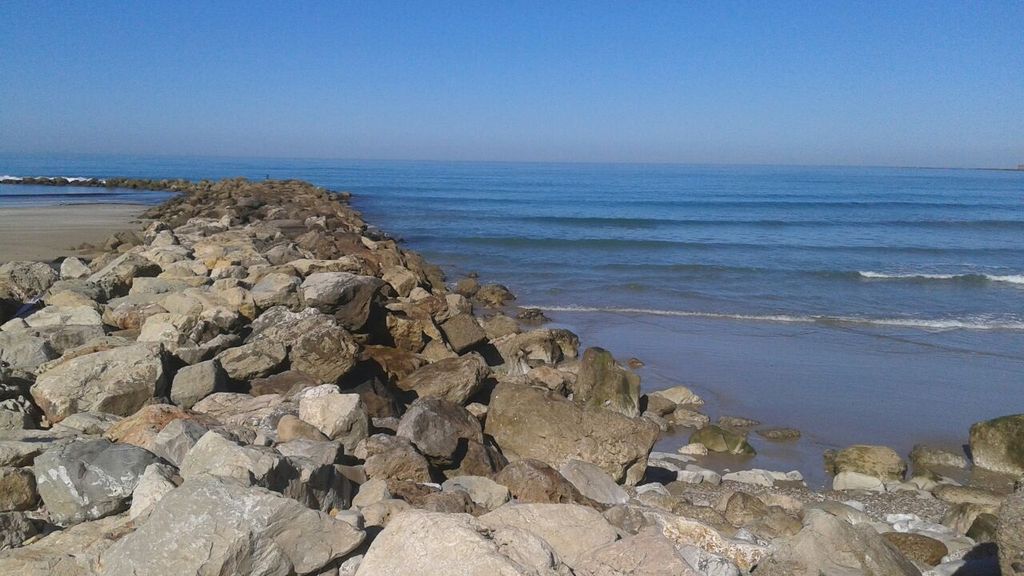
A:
[[0, 177, 1020, 575]]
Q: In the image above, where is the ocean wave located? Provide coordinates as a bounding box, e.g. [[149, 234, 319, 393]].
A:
[[858, 271, 1024, 285], [533, 305, 1024, 331]]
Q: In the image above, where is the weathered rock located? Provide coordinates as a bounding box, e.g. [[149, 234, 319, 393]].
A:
[[833, 470, 887, 492], [689, 425, 755, 456], [0, 510, 40, 551], [439, 313, 488, 353], [59, 257, 91, 280], [191, 392, 288, 432], [149, 418, 208, 467], [250, 369, 317, 397], [969, 414, 1024, 475], [0, 261, 57, 299], [643, 510, 769, 572], [828, 444, 907, 482], [0, 466, 36, 511], [179, 431, 293, 486], [397, 352, 490, 405], [909, 444, 968, 471], [651, 385, 703, 407], [476, 283, 515, 307], [30, 343, 167, 423], [755, 508, 920, 576], [102, 403, 196, 453], [363, 433, 433, 483], [486, 382, 658, 485], [574, 347, 641, 418], [87, 252, 161, 298], [276, 414, 328, 442], [250, 271, 301, 310], [100, 475, 365, 576], [670, 407, 711, 429], [170, 358, 226, 408], [288, 322, 359, 384], [998, 486, 1024, 575], [215, 339, 287, 382], [381, 265, 418, 297], [756, 427, 801, 441], [397, 396, 483, 467], [883, 532, 948, 567], [493, 329, 579, 375], [0, 332, 54, 370], [0, 512, 130, 573], [559, 459, 629, 506], [442, 475, 510, 510], [480, 503, 619, 568], [33, 438, 159, 525], [575, 528, 701, 576], [356, 509, 572, 575], [298, 385, 368, 451], [128, 462, 178, 519], [492, 458, 593, 505]]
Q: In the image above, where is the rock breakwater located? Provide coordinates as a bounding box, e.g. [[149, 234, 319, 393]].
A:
[[0, 177, 1020, 575]]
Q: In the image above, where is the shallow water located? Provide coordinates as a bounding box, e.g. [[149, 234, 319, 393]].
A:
[[2, 155, 1022, 485], [0, 183, 175, 207]]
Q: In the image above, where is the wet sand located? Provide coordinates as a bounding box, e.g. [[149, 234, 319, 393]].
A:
[[0, 203, 146, 262]]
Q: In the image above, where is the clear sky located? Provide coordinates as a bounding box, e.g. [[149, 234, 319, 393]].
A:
[[1, 1, 1022, 167]]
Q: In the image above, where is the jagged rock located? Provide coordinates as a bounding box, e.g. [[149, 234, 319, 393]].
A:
[[33, 438, 159, 525], [87, 252, 162, 298], [969, 414, 1024, 475], [215, 339, 287, 382], [883, 532, 947, 567], [356, 509, 572, 575], [559, 459, 629, 506], [397, 396, 482, 467], [0, 332, 54, 370], [180, 431, 293, 486], [170, 358, 226, 408], [30, 343, 167, 423], [487, 382, 658, 485], [574, 528, 701, 576], [442, 475, 510, 510], [128, 462, 178, 519], [998, 485, 1024, 575], [0, 513, 131, 572], [298, 385, 368, 451], [363, 434, 433, 483], [250, 370, 318, 397], [480, 503, 619, 568], [0, 466, 36, 511], [689, 425, 755, 456], [493, 329, 579, 375], [191, 392, 289, 430], [150, 418, 210, 466], [0, 261, 58, 299], [277, 414, 328, 442], [481, 313, 520, 339], [755, 509, 920, 575], [100, 475, 365, 576], [645, 510, 770, 572], [493, 459, 593, 505], [475, 283, 515, 307], [574, 347, 641, 418], [0, 511, 39, 550], [439, 313, 488, 353], [102, 403, 198, 453], [299, 272, 387, 331], [288, 322, 359, 384], [381, 265, 418, 297], [59, 257, 91, 280], [250, 271, 301, 310], [397, 352, 490, 405], [828, 444, 907, 482]]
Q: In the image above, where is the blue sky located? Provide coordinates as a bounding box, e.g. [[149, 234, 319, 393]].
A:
[[1, 1, 1021, 167]]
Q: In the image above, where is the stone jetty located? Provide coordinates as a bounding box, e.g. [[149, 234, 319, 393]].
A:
[[0, 177, 1020, 575]]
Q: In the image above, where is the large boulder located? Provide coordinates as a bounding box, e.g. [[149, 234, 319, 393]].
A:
[[99, 475, 365, 576], [574, 529, 701, 576], [998, 485, 1024, 575], [246, 307, 359, 384], [486, 382, 659, 484], [299, 272, 387, 331], [297, 385, 368, 452], [214, 339, 288, 382], [827, 444, 906, 482], [479, 503, 619, 568], [0, 333, 55, 370], [170, 358, 227, 409], [439, 313, 488, 353], [0, 513, 131, 574], [574, 347, 641, 418], [397, 396, 483, 467], [397, 353, 490, 405], [33, 438, 159, 525], [30, 343, 167, 423], [355, 509, 573, 575], [0, 261, 58, 299], [492, 459, 593, 505], [87, 252, 161, 298], [363, 434, 434, 483], [558, 459, 629, 506], [969, 414, 1024, 475], [755, 509, 920, 575]]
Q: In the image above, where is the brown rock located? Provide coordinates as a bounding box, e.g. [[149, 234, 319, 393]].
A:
[[276, 414, 328, 442], [491, 459, 595, 506], [882, 532, 948, 567]]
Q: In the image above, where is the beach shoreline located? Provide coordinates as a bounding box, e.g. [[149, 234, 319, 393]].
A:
[[0, 203, 149, 263]]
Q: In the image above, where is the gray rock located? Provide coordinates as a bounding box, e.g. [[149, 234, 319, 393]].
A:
[[0, 511, 40, 551], [179, 431, 297, 491], [150, 418, 209, 466], [998, 486, 1024, 576], [397, 396, 482, 466], [439, 313, 488, 353], [128, 462, 178, 519], [0, 332, 55, 370], [250, 271, 300, 310], [87, 252, 161, 298], [30, 343, 167, 424], [33, 438, 159, 525], [575, 529, 702, 575], [396, 352, 490, 405], [99, 475, 365, 576], [170, 358, 226, 409], [275, 438, 341, 466], [559, 459, 629, 506], [0, 261, 57, 299], [356, 509, 572, 575], [59, 257, 91, 280]]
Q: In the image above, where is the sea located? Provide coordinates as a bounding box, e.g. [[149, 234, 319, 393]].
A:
[[3, 154, 1023, 486]]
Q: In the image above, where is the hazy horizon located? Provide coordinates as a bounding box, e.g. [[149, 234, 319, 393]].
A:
[[2, 1, 1022, 168]]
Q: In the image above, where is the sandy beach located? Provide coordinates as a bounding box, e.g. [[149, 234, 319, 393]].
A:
[[0, 203, 146, 262]]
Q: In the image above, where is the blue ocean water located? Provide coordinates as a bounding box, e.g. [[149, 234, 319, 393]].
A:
[[3, 154, 1023, 482], [0, 183, 176, 206]]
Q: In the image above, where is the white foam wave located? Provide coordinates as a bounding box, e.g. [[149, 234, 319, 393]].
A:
[[534, 305, 1024, 331], [858, 271, 1024, 285], [0, 176, 21, 182]]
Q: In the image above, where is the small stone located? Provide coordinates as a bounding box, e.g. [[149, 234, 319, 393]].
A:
[[756, 427, 801, 442], [690, 425, 756, 456]]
